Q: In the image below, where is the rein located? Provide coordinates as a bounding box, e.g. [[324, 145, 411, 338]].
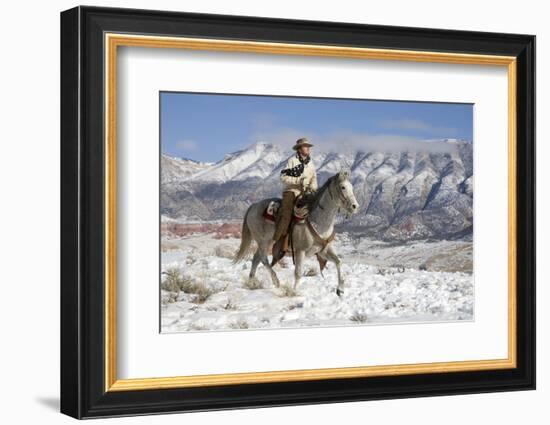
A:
[[289, 186, 335, 266], [327, 178, 354, 219], [289, 177, 347, 266], [306, 219, 335, 250], [327, 179, 349, 207], [306, 179, 339, 250], [289, 218, 334, 267]]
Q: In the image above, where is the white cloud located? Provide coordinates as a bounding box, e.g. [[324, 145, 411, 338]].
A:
[[251, 128, 461, 154], [175, 139, 198, 152], [253, 127, 313, 147], [250, 112, 279, 130], [381, 118, 457, 136]]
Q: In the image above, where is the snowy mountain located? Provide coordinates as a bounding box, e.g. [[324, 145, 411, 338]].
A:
[[161, 155, 212, 182], [161, 140, 473, 241], [187, 142, 285, 182]]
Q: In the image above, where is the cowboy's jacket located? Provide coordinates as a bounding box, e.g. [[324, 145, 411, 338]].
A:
[[280, 153, 318, 196]]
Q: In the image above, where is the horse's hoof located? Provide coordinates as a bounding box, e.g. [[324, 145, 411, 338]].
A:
[[336, 288, 344, 297]]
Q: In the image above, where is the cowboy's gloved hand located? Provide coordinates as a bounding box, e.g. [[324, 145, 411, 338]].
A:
[[301, 178, 309, 191]]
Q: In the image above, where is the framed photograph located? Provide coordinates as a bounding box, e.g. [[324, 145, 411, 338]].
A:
[[60, 6, 535, 419]]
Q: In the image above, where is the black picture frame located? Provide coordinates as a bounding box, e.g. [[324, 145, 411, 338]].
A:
[[60, 5, 535, 419]]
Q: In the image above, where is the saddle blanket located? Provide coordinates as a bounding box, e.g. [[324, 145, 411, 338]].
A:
[[262, 200, 280, 222], [262, 200, 307, 223]]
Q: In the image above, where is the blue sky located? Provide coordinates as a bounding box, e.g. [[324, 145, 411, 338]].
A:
[[160, 92, 473, 162]]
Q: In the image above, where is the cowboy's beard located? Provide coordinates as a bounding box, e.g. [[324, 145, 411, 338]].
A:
[[298, 146, 311, 157]]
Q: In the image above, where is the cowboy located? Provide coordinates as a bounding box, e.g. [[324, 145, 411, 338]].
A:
[[272, 137, 318, 264]]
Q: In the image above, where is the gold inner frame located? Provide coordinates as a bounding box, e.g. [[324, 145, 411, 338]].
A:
[[104, 33, 517, 392]]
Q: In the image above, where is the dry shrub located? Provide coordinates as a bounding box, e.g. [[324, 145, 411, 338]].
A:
[[161, 267, 214, 304], [304, 267, 318, 277], [243, 277, 263, 290], [278, 285, 299, 298], [214, 245, 235, 259], [376, 267, 392, 276], [223, 299, 238, 310], [350, 312, 369, 323], [193, 285, 214, 304], [161, 292, 178, 305], [287, 302, 303, 311], [161, 267, 185, 292], [229, 319, 249, 330], [190, 323, 209, 331]]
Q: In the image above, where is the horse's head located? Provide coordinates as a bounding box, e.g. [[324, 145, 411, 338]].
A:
[[331, 171, 359, 215]]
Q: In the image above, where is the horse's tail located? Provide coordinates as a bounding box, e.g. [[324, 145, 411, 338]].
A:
[[233, 206, 252, 264]]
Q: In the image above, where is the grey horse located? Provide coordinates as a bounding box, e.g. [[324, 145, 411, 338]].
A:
[[233, 171, 358, 296]]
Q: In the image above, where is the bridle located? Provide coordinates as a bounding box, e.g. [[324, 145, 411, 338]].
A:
[[296, 175, 353, 263], [327, 177, 354, 212]]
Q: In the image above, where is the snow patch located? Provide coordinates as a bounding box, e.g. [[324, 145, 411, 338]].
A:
[[161, 233, 473, 333]]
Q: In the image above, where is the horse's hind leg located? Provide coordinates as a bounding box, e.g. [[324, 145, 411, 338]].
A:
[[258, 243, 280, 288], [322, 245, 345, 297], [249, 250, 261, 280]]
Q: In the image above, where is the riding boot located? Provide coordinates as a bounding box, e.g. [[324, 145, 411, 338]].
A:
[[271, 191, 295, 266], [271, 237, 283, 266], [271, 233, 290, 266]]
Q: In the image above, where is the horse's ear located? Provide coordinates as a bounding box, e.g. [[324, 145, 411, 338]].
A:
[[338, 170, 349, 181]]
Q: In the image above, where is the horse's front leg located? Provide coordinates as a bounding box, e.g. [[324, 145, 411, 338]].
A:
[[293, 250, 305, 290], [324, 244, 344, 296], [259, 245, 280, 288]]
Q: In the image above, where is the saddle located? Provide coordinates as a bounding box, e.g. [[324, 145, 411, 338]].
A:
[[264, 193, 333, 272], [262, 193, 314, 223]]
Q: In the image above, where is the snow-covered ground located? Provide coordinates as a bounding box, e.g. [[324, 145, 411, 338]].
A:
[[161, 232, 473, 333]]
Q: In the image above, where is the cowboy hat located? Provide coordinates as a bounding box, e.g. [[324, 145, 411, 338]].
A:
[[292, 137, 314, 150]]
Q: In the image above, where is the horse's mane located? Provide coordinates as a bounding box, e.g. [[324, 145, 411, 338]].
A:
[[307, 175, 335, 212]]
